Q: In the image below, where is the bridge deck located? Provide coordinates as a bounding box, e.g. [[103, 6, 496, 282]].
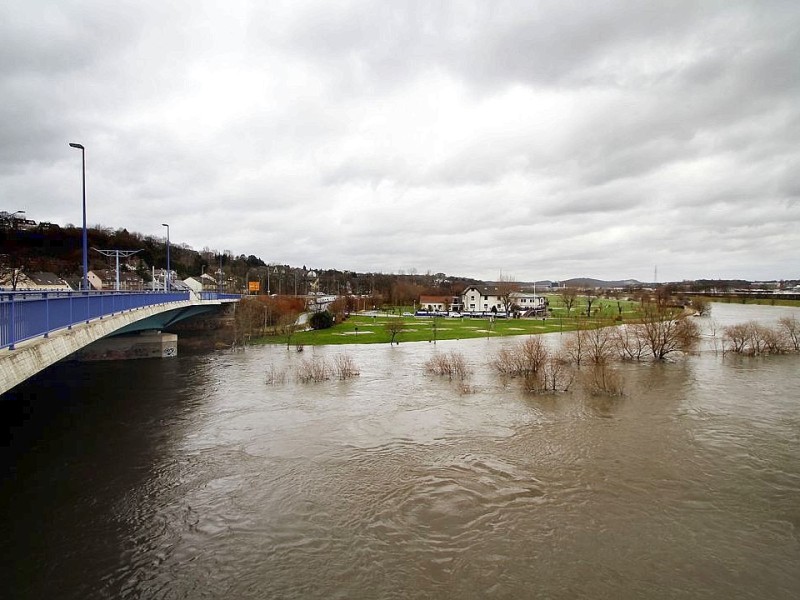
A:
[[1, 291, 239, 395]]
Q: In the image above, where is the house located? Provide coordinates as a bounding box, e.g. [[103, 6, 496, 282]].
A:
[[460, 285, 505, 315], [418, 295, 457, 313], [459, 285, 546, 317], [88, 269, 145, 291], [509, 291, 547, 315], [184, 273, 218, 293], [0, 270, 72, 292]]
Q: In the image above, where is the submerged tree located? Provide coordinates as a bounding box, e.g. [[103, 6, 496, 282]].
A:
[[639, 304, 700, 359]]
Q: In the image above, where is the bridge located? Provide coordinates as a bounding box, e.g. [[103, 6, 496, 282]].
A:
[[1, 290, 240, 395]]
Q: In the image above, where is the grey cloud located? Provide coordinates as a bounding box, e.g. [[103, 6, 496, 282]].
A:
[[2, 1, 800, 281]]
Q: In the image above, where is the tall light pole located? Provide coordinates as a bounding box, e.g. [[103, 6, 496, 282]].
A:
[[161, 223, 170, 291], [69, 143, 88, 291]]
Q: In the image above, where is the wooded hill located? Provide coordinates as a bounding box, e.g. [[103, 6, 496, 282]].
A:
[[0, 219, 479, 303]]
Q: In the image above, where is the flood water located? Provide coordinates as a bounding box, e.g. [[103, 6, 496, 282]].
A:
[[2, 303, 799, 599]]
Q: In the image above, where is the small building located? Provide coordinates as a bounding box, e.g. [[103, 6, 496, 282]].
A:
[[509, 291, 547, 315], [184, 273, 218, 293], [418, 295, 456, 313], [88, 269, 145, 291], [0, 270, 73, 292], [459, 285, 546, 317]]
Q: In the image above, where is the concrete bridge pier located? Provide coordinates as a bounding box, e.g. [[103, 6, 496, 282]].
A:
[[69, 330, 178, 361]]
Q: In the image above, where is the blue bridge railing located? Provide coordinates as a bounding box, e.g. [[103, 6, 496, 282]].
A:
[[1, 291, 238, 351]]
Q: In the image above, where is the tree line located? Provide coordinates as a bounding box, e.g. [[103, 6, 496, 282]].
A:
[[1, 218, 476, 299]]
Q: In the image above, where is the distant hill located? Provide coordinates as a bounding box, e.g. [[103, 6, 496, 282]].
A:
[[560, 277, 645, 289], [494, 278, 646, 290]]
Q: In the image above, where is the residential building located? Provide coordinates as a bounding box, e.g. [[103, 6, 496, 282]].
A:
[[459, 285, 546, 316], [88, 269, 145, 291], [509, 291, 547, 315], [184, 273, 218, 293], [418, 295, 457, 313], [0, 270, 72, 292]]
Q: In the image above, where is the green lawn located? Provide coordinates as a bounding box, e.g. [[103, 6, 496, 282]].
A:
[[256, 297, 641, 346]]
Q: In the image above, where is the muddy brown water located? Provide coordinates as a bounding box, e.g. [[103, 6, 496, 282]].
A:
[[2, 303, 799, 599]]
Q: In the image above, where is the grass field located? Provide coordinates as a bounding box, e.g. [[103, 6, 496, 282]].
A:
[[248, 294, 800, 347], [256, 297, 643, 346]]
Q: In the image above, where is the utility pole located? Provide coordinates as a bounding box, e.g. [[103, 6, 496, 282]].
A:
[[92, 248, 142, 290]]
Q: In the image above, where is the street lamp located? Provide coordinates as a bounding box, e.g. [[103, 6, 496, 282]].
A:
[[68, 142, 88, 291], [161, 223, 170, 291]]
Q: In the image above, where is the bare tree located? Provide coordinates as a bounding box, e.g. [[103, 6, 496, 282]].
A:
[[425, 351, 470, 380], [583, 323, 616, 364], [384, 319, 405, 345], [563, 323, 588, 365], [560, 287, 578, 317], [692, 297, 712, 316], [612, 324, 648, 361], [0, 254, 25, 291], [724, 320, 789, 355], [496, 274, 521, 315], [332, 354, 360, 379], [535, 353, 575, 393], [639, 304, 700, 359], [490, 336, 549, 377], [583, 289, 599, 317], [778, 316, 800, 351], [722, 322, 751, 354], [277, 313, 298, 349], [582, 364, 624, 396]]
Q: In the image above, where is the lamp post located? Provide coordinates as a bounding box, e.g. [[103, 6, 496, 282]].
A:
[[162, 223, 170, 291], [68, 143, 88, 291]]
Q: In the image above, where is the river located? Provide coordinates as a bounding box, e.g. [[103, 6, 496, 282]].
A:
[[1, 302, 799, 599]]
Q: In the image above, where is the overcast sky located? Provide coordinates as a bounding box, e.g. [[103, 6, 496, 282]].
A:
[[2, 1, 798, 282]]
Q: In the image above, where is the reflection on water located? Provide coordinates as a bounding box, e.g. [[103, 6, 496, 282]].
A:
[[2, 303, 800, 599]]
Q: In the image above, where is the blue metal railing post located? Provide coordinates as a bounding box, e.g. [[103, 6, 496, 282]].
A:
[[8, 295, 15, 350], [44, 295, 49, 338]]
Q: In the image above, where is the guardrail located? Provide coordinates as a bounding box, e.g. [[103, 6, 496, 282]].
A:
[[199, 292, 242, 301], [0, 291, 195, 351]]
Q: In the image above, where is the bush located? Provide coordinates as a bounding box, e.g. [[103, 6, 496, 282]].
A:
[[332, 354, 360, 380], [296, 357, 330, 383], [491, 337, 549, 376], [425, 351, 470, 380], [309, 310, 334, 330]]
